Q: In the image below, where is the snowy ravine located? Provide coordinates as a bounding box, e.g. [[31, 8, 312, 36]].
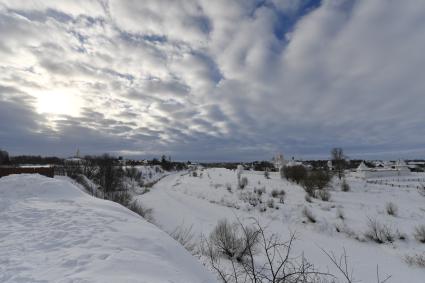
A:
[[137, 168, 425, 283], [0, 174, 217, 283]]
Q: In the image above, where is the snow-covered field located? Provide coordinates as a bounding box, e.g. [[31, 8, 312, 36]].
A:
[[0, 174, 216, 283], [138, 168, 425, 282], [1, 169, 424, 282]]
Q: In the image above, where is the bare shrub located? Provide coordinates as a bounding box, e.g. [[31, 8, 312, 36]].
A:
[[385, 202, 398, 216], [226, 183, 232, 193], [266, 198, 275, 208], [271, 189, 285, 198], [335, 223, 358, 239], [302, 169, 331, 197], [405, 253, 425, 268], [209, 219, 259, 261], [341, 179, 350, 192], [305, 194, 313, 203], [396, 229, 407, 241], [282, 165, 307, 184], [239, 177, 248, 189], [364, 218, 394, 243], [315, 189, 331, 201], [255, 186, 265, 196], [303, 207, 316, 223], [72, 173, 103, 198], [128, 200, 153, 222], [414, 225, 425, 243], [239, 192, 261, 207], [111, 191, 133, 207], [170, 224, 196, 253]]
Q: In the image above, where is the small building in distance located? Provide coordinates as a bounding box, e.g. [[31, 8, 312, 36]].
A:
[[64, 149, 85, 166], [356, 160, 411, 179]]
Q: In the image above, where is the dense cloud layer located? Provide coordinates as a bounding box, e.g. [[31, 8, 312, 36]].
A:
[[1, 0, 424, 160]]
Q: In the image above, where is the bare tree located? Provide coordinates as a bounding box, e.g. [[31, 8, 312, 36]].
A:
[[81, 156, 98, 179], [0, 149, 10, 165], [95, 154, 124, 200], [331, 148, 346, 180]]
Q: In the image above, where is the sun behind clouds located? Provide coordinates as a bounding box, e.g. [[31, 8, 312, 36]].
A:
[[35, 89, 82, 117]]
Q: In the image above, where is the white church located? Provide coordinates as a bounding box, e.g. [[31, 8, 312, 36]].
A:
[[272, 153, 286, 170], [356, 160, 411, 179]]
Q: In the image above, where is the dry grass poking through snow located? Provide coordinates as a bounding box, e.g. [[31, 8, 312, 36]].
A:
[[169, 224, 197, 253], [405, 253, 425, 268], [385, 202, 398, 216], [414, 225, 425, 243]]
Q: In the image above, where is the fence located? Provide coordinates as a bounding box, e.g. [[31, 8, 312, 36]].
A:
[[53, 166, 66, 176], [0, 167, 54, 178], [366, 178, 425, 189]]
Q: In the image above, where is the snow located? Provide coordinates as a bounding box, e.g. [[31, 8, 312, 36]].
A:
[[2, 168, 424, 282], [18, 164, 52, 168], [0, 174, 216, 283], [137, 168, 425, 282]]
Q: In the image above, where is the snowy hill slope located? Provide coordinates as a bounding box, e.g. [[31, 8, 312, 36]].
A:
[[137, 168, 425, 282], [0, 174, 217, 283]]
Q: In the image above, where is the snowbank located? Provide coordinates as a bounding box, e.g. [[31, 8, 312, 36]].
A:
[[0, 174, 216, 283]]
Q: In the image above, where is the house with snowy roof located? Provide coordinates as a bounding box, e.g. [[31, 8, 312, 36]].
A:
[[356, 160, 411, 179]]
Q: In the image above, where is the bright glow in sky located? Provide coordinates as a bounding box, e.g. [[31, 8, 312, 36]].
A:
[[35, 89, 82, 117]]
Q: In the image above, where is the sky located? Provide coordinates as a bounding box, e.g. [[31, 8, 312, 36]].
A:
[[1, 0, 425, 161]]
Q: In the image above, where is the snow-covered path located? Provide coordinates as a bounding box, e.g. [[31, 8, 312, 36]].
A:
[[0, 174, 216, 283], [138, 169, 425, 283], [137, 173, 238, 236]]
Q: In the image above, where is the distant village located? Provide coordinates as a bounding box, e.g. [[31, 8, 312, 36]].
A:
[[1, 148, 424, 180], [270, 153, 424, 178]]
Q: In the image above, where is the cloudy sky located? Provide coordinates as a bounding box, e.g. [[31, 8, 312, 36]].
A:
[[1, 0, 424, 161]]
